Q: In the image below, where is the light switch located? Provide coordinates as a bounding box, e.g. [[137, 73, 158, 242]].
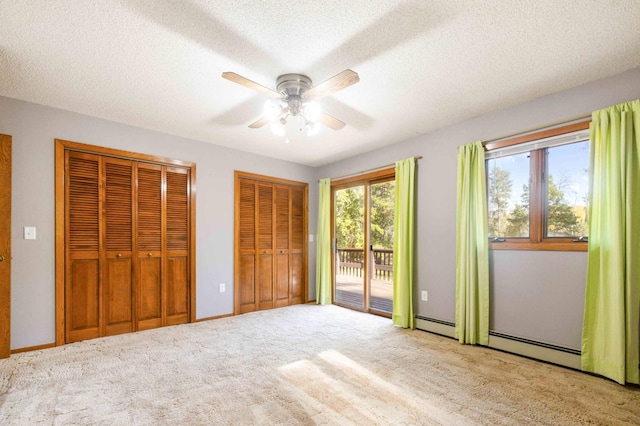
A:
[[309, 234, 314, 242], [24, 226, 36, 240]]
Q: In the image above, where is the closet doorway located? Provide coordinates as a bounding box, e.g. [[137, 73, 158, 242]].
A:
[[234, 171, 308, 314], [55, 140, 196, 345], [331, 168, 395, 316]]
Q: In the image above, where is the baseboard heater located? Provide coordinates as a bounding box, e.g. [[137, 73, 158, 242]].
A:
[[414, 315, 582, 371]]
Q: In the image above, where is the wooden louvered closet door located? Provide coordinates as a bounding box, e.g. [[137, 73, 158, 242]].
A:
[[274, 185, 290, 308], [257, 183, 274, 310], [136, 163, 163, 331], [135, 164, 191, 330], [103, 157, 134, 336], [289, 185, 304, 305], [235, 173, 307, 314], [63, 142, 192, 344], [237, 178, 257, 313], [65, 151, 101, 342], [66, 154, 137, 341], [165, 167, 190, 326]]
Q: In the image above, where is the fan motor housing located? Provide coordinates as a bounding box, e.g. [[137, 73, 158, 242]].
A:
[[276, 74, 313, 97]]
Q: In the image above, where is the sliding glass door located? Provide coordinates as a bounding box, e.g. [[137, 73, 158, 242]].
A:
[[332, 171, 395, 316], [334, 185, 366, 309], [369, 180, 395, 313]]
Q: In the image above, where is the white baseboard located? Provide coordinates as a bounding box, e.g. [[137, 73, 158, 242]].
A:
[[415, 317, 581, 371], [415, 317, 456, 338]]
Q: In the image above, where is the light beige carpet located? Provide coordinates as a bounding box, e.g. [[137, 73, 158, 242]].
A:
[[0, 304, 638, 425]]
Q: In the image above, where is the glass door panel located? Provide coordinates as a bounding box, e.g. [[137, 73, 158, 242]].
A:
[[333, 178, 395, 315], [334, 186, 365, 309], [369, 180, 394, 313]]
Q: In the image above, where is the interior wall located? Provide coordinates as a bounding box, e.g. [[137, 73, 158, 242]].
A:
[[0, 96, 316, 350], [489, 251, 587, 348], [316, 67, 640, 350]]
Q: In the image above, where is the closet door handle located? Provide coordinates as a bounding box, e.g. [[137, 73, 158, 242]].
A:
[[148, 252, 153, 257], [0, 255, 4, 262], [116, 253, 122, 258]]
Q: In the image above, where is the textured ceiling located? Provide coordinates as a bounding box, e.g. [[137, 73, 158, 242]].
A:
[[2, 1, 640, 166]]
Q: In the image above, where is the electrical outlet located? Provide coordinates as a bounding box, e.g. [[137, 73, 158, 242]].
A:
[[421, 291, 428, 301], [219, 283, 226, 293]]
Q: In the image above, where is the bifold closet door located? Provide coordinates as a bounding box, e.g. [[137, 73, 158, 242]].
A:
[[235, 175, 307, 314], [271, 184, 305, 307], [103, 157, 134, 336], [66, 154, 135, 342], [60, 140, 194, 344], [165, 167, 190, 326], [236, 179, 275, 312], [289, 186, 304, 305], [274, 185, 290, 308], [136, 164, 190, 329], [257, 183, 274, 310], [65, 151, 101, 343], [237, 178, 257, 313], [136, 163, 163, 331]]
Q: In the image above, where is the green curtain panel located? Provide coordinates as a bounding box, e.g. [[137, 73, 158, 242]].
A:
[[392, 157, 416, 329], [582, 99, 640, 385], [455, 141, 490, 345], [316, 178, 332, 305]]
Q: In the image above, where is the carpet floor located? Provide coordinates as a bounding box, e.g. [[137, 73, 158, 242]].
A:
[[0, 304, 639, 425]]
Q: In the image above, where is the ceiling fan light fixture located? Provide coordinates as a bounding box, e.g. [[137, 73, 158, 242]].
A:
[[223, 69, 359, 137], [306, 121, 321, 136], [270, 120, 285, 136], [303, 101, 322, 122], [263, 100, 281, 120]]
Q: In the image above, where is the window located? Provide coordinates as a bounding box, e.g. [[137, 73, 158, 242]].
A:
[[485, 121, 590, 251]]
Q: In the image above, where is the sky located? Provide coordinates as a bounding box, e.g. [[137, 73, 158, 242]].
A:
[[488, 140, 589, 211]]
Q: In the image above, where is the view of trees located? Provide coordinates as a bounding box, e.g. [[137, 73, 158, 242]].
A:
[[370, 181, 395, 249], [335, 181, 395, 249], [546, 175, 584, 236], [505, 184, 529, 237], [488, 166, 586, 238], [488, 167, 515, 237], [335, 186, 364, 248]]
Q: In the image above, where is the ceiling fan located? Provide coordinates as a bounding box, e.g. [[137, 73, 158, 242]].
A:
[[222, 69, 359, 136]]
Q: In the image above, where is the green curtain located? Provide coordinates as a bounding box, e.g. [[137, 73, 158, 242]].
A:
[[582, 99, 640, 385], [392, 158, 416, 328], [316, 178, 332, 305], [455, 141, 490, 345]]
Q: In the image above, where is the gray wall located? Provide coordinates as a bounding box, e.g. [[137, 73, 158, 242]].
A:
[[317, 67, 640, 350], [0, 96, 317, 350]]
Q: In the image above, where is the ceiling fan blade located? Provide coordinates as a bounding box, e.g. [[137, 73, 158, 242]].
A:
[[248, 117, 270, 128], [222, 72, 281, 99], [318, 112, 346, 130], [304, 69, 360, 101]]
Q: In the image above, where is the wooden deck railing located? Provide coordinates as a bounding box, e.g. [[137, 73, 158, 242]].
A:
[[336, 248, 393, 280]]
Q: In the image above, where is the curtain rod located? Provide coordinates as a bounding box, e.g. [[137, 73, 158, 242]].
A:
[[321, 156, 422, 182], [458, 113, 591, 149]]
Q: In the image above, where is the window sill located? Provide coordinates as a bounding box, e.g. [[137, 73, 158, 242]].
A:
[[489, 242, 588, 252]]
